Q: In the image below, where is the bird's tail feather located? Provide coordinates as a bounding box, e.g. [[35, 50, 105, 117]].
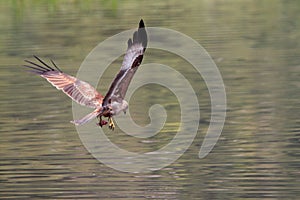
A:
[[71, 110, 99, 125]]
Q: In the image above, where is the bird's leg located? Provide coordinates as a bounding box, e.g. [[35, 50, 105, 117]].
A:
[[98, 115, 103, 127], [97, 115, 108, 127], [108, 117, 115, 130]]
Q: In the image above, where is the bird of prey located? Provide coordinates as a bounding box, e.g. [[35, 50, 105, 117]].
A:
[[23, 19, 147, 130]]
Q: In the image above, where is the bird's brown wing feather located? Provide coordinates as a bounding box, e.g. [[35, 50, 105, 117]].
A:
[[102, 19, 147, 105], [24, 56, 103, 108]]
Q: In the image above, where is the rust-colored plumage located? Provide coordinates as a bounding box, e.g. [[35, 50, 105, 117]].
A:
[[23, 19, 147, 130]]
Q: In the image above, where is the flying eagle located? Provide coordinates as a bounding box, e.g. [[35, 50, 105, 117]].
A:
[[23, 19, 147, 130]]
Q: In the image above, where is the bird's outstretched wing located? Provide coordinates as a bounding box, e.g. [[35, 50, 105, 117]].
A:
[[23, 56, 103, 108], [102, 19, 148, 106]]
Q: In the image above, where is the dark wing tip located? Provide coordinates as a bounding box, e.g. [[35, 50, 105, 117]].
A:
[[130, 19, 147, 49], [33, 55, 40, 61], [137, 19, 147, 50], [139, 19, 145, 28], [50, 59, 63, 72], [23, 56, 63, 74]]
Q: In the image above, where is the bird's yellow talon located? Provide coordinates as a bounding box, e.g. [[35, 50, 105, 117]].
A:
[[108, 117, 115, 130]]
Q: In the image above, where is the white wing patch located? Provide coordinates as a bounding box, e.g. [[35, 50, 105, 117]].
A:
[[121, 43, 144, 71]]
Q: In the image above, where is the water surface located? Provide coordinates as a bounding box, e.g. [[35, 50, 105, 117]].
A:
[[1, 1, 299, 199]]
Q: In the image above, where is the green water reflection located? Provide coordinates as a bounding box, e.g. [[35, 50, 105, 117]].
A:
[[1, 0, 299, 199]]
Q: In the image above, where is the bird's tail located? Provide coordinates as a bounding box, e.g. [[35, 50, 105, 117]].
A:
[[70, 109, 99, 126]]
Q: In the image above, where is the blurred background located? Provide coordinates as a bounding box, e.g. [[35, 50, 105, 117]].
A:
[[1, 0, 299, 199]]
